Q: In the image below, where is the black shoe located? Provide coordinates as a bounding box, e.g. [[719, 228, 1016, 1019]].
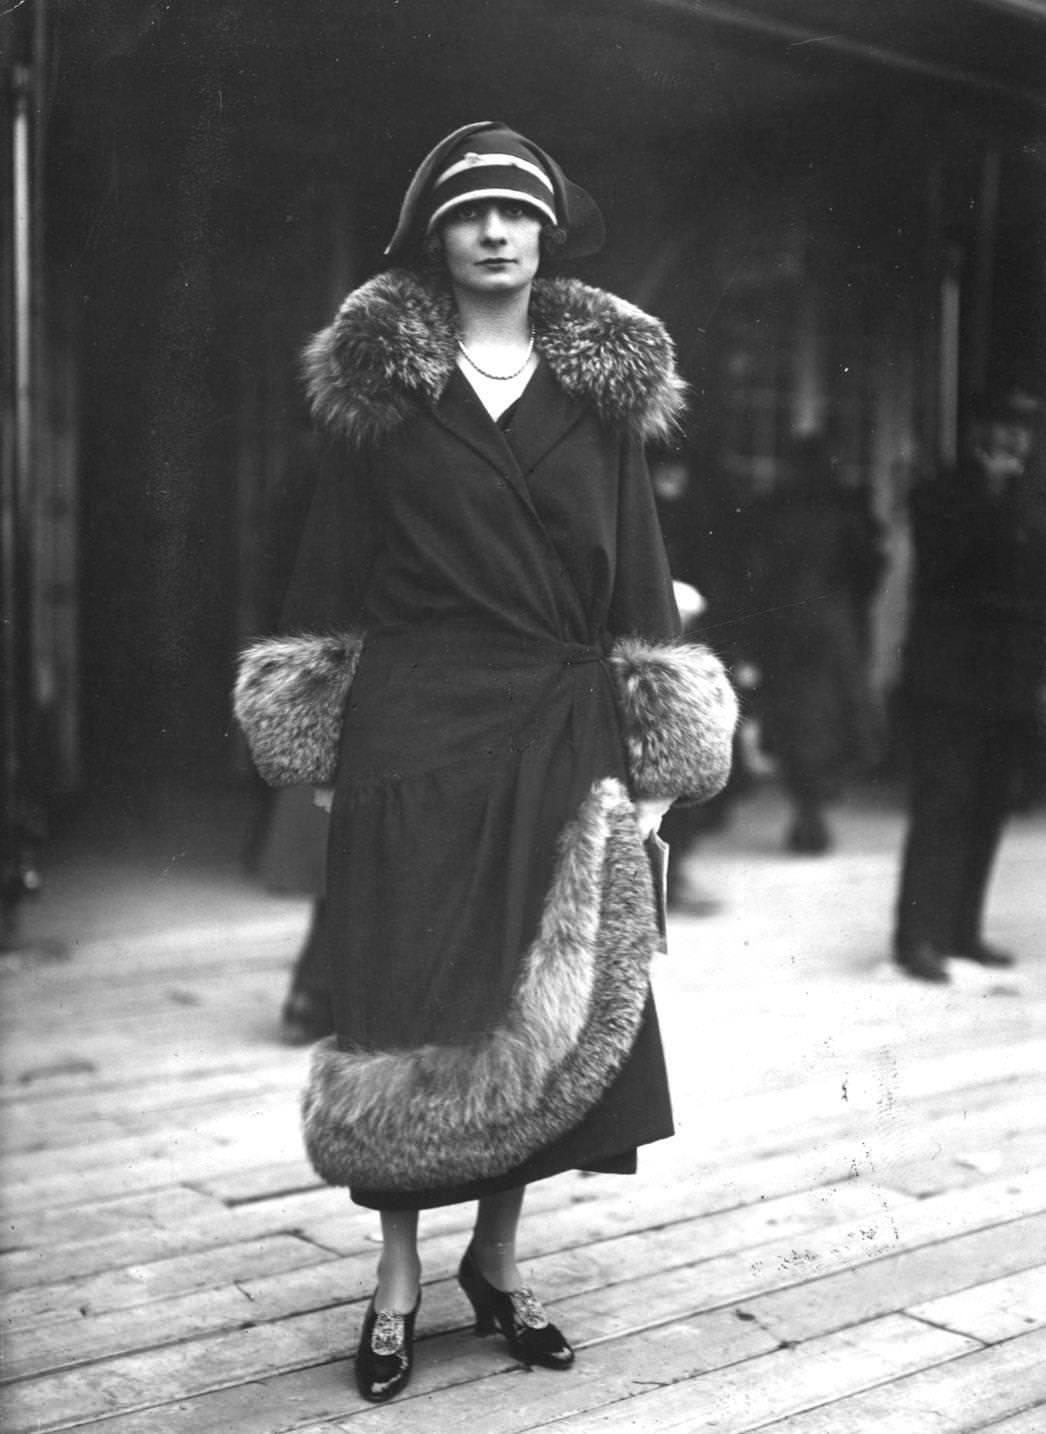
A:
[[354, 1292, 421, 1402], [894, 941, 950, 984], [953, 940, 1016, 969], [458, 1246, 574, 1370], [786, 812, 832, 855], [666, 882, 721, 917], [279, 990, 335, 1045]]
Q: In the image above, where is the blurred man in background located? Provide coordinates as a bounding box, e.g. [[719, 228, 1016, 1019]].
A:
[[893, 392, 1046, 983]]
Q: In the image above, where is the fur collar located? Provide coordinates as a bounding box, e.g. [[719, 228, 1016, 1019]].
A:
[[301, 268, 686, 448]]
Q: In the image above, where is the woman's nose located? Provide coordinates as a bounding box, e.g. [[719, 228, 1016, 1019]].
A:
[[479, 207, 507, 240]]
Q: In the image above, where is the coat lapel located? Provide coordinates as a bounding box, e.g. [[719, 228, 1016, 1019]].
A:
[[430, 365, 593, 628], [432, 368, 538, 515], [432, 363, 588, 515], [506, 358, 588, 476]]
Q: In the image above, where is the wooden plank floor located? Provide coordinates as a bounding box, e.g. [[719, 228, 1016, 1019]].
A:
[[2, 786, 1045, 1433]]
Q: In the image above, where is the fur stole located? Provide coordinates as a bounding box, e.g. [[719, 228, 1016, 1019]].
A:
[[300, 269, 687, 448], [234, 632, 737, 801], [302, 776, 659, 1190]]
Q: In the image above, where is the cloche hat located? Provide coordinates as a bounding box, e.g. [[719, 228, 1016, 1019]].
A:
[[384, 121, 605, 262]]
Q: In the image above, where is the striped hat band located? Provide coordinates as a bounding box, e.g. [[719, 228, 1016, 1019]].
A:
[[425, 153, 557, 233]]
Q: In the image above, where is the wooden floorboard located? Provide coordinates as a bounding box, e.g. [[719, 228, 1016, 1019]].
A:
[[752, 1328, 1046, 1433], [0, 1181, 898, 1381], [971, 1408, 1046, 1433], [2, 789, 1044, 1433]]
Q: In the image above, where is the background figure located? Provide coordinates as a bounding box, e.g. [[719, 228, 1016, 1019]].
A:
[[893, 392, 1046, 983], [244, 426, 336, 1043], [651, 457, 714, 910], [255, 784, 334, 1043], [746, 434, 886, 853], [280, 899, 333, 1043], [650, 456, 749, 911]]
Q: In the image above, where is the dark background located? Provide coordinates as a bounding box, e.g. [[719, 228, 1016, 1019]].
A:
[[4, 0, 1046, 808]]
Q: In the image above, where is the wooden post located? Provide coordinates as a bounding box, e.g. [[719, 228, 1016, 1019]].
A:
[[938, 246, 963, 467], [969, 144, 1000, 398], [2, 7, 52, 947]]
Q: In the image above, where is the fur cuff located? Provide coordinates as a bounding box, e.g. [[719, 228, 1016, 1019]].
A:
[[232, 633, 363, 786], [609, 638, 738, 801], [302, 777, 659, 1190]]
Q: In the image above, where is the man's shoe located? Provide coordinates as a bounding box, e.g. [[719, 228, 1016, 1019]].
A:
[[894, 941, 950, 984], [786, 811, 832, 855], [279, 990, 335, 1045], [953, 940, 1016, 969]]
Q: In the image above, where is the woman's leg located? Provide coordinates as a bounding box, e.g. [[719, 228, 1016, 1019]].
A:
[[461, 1183, 574, 1368], [375, 1208, 422, 1310], [356, 1208, 422, 1402], [470, 1184, 526, 1289]]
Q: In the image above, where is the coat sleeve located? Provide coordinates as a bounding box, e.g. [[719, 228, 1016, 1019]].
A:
[[608, 438, 682, 644], [233, 441, 379, 789], [279, 440, 381, 633], [606, 439, 738, 804]]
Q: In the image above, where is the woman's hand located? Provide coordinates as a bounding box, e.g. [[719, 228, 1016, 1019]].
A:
[[313, 787, 334, 813], [635, 796, 673, 840]]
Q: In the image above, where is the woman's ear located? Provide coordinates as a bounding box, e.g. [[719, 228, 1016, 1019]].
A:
[[422, 231, 444, 265]]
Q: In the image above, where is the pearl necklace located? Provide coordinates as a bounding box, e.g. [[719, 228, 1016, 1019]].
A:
[[457, 331, 535, 381]]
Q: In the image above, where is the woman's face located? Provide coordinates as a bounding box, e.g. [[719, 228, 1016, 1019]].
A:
[[438, 200, 543, 298]]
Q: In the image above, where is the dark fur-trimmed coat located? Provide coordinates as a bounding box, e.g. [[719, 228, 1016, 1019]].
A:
[[235, 269, 737, 1203]]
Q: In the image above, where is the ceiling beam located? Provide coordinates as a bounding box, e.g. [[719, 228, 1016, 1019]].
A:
[[639, 0, 1046, 109], [973, 0, 1046, 18]]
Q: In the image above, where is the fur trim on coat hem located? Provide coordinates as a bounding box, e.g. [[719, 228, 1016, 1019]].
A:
[[301, 776, 659, 1190]]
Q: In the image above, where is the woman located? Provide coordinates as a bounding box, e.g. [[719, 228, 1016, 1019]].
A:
[[235, 122, 737, 1402]]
